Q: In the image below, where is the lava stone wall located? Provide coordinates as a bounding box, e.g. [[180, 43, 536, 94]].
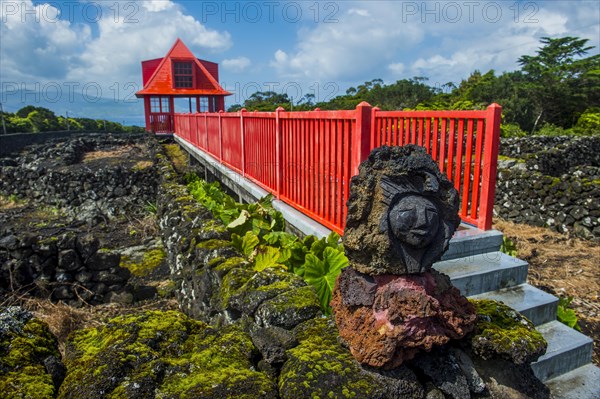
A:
[[0, 134, 157, 223], [500, 136, 600, 176], [155, 154, 323, 327], [0, 134, 161, 304], [0, 130, 83, 157], [0, 232, 130, 306], [495, 136, 600, 241]]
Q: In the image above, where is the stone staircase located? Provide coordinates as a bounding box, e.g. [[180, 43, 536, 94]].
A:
[[435, 226, 598, 398]]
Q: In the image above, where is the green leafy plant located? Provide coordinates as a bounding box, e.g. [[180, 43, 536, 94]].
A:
[[144, 201, 158, 215], [187, 175, 348, 314], [557, 297, 582, 331], [231, 231, 260, 258], [500, 236, 518, 257], [304, 246, 348, 315]]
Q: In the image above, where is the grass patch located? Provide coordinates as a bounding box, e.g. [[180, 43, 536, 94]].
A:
[[132, 160, 153, 171], [163, 144, 188, 173], [0, 194, 27, 209]]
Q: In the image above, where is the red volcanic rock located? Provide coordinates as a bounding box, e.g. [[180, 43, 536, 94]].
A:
[[331, 267, 476, 369]]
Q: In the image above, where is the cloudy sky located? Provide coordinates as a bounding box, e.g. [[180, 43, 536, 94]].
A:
[[1, 0, 598, 124]]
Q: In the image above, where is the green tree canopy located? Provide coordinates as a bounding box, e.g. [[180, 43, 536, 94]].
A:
[[517, 36, 600, 131]]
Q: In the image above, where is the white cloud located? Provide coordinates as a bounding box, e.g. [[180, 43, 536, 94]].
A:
[[67, 1, 231, 88], [1, 0, 232, 99], [222, 57, 251, 73], [270, 3, 424, 81], [274, 50, 288, 63], [141, 1, 175, 12], [0, 1, 91, 81], [388, 62, 405, 73], [348, 9, 370, 17], [270, 1, 599, 87]]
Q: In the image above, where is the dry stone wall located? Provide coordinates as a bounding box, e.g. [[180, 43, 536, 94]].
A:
[[0, 133, 161, 304], [495, 136, 600, 241], [0, 133, 157, 224], [0, 232, 129, 306]]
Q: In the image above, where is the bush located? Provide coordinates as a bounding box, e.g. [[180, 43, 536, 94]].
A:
[[576, 108, 600, 130], [500, 123, 527, 138], [186, 175, 347, 314]]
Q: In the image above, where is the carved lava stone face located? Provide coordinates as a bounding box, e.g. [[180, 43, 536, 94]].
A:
[[388, 195, 440, 248]]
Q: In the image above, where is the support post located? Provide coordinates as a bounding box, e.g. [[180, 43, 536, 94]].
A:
[[479, 103, 502, 230], [143, 97, 151, 132], [351, 102, 373, 178], [204, 113, 209, 149], [370, 106, 380, 149], [169, 97, 175, 133], [240, 108, 246, 176], [218, 110, 223, 162], [275, 107, 285, 199]]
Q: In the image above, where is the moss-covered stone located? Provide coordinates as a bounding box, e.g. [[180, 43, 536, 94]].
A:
[[213, 256, 248, 275], [199, 219, 228, 239], [120, 248, 167, 277], [469, 299, 547, 364], [162, 144, 188, 174], [218, 268, 256, 310], [157, 280, 177, 298], [225, 267, 307, 316], [196, 239, 231, 251], [278, 318, 380, 399], [0, 307, 63, 399], [58, 310, 277, 399], [255, 285, 322, 330]]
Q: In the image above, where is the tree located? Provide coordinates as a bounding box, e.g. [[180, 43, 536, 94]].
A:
[[518, 36, 600, 131], [15, 105, 38, 118], [239, 91, 292, 111], [6, 115, 34, 133], [27, 110, 60, 132]]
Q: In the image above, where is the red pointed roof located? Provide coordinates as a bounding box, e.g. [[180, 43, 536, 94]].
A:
[[136, 38, 231, 97]]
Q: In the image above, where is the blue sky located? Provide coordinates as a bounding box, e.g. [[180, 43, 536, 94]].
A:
[[1, 0, 599, 125]]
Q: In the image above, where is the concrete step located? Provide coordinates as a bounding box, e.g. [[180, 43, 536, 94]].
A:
[[469, 284, 558, 326], [531, 321, 594, 382], [545, 364, 600, 399], [443, 227, 504, 261], [434, 252, 528, 296]]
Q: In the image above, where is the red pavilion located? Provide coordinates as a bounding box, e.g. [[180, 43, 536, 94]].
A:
[[136, 38, 231, 134]]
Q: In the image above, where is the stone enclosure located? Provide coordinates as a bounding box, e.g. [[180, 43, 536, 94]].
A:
[[495, 136, 600, 241], [0, 133, 161, 304]]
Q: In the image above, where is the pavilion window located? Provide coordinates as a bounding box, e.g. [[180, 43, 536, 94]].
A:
[[161, 97, 170, 112], [150, 96, 170, 113], [173, 62, 193, 88], [150, 97, 160, 112], [199, 97, 209, 112]]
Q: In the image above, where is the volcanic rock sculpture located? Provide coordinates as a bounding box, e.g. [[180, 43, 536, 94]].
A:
[[343, 145, 461, 275], [332, 145, 477, 368]]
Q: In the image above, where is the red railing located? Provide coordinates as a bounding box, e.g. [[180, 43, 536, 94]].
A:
[[149, 113, 173, 134], [174, 102, 501, 233]]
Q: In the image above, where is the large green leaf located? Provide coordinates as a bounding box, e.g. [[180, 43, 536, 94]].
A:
[[233, 231, 259, 258], [557, 297, 582, 331], [251, 218, 271, 235], [227, 209, 250, 229], [303, 247, 348, 314], [263, 231, 298, 247], [309, 237, 328, 259], [254, 246, 285, 272], [327, 231, 341, 246]]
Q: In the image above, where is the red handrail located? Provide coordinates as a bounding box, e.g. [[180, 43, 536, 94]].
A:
[[173, 103, 501, 232]]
